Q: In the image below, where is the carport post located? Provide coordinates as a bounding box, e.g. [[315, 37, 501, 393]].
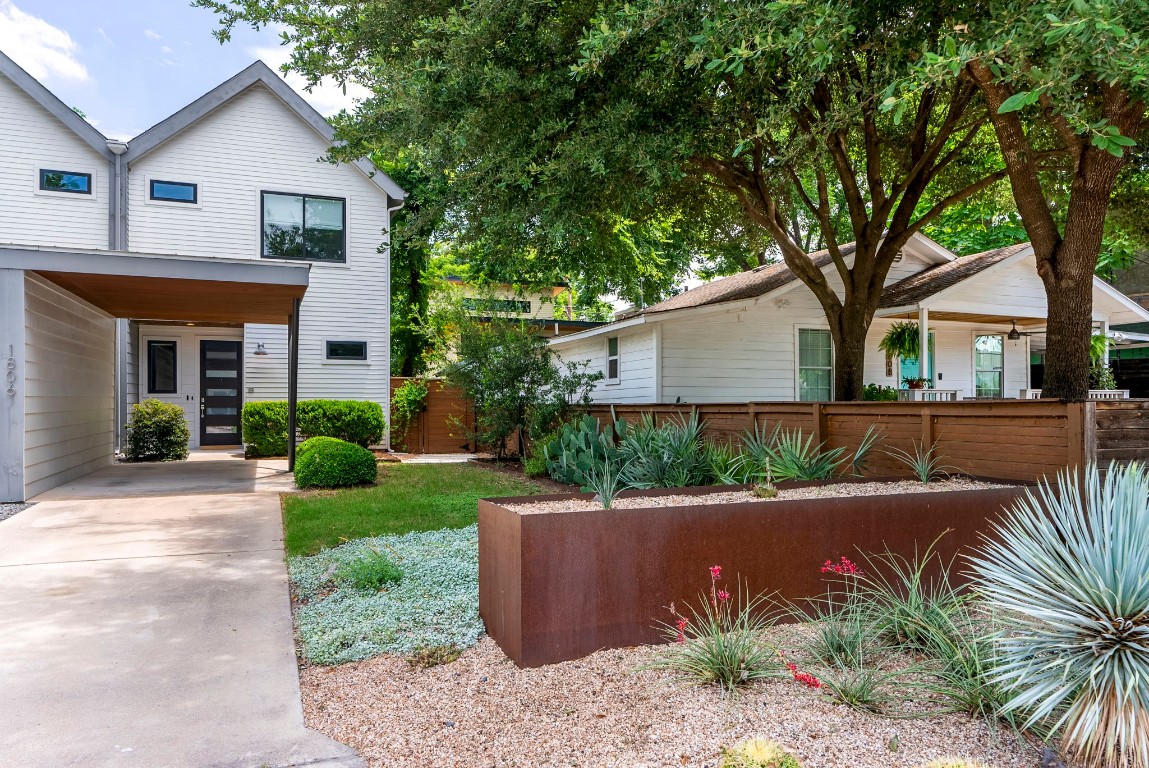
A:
[[287, 298, 301, 472]]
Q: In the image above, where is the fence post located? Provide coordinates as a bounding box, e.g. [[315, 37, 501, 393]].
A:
[[920, 408, 933, 447], [1066, 402, 1084, 472], [812, 403, 825, 446], [1082, 400, 1097, 468], [748, 402, 757, 434]]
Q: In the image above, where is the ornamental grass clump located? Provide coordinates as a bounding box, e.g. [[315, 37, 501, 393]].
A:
[[719, 738, 804, 768], [645, 565, 783, 693], [971, 462, 1149, 768]]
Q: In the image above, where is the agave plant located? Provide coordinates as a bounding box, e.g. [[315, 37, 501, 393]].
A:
[[739, 423, 881, 481], [971, 463, 1149, 768]]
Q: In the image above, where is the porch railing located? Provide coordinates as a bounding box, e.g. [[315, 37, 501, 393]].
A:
[[1020, 388, 1130, 400], [897, 388, 959, 402]]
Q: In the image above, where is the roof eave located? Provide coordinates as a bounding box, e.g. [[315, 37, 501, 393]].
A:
[[0, 50, 113, 160]]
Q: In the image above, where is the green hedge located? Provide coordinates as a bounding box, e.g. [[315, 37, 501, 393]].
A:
[[242, 400, 387, 457], [125, 399, 190, 462], [294, 437, 378, 488]]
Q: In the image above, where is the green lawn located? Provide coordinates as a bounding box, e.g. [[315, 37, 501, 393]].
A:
[[283, 462, 542, 556]]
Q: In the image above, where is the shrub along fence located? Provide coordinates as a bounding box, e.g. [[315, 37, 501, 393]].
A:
[[390, 377, 474, 454], [241, 399, 386, 457], [585, 400, 1149, 483]]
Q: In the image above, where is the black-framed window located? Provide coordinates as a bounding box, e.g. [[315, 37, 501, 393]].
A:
[[326, 340, 367, 360], [39, 169, 91, 194], [150, 179, 198, 203], [462, 297, 533, 315], [147, 340, 178, 394], [261, 191, 346, 262]]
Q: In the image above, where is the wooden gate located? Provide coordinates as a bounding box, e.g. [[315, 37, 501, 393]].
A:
[[390, 377, 474, 453]]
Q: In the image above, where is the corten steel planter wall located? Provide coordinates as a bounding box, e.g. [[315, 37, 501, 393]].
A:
[[479, 482, 1031, 668]]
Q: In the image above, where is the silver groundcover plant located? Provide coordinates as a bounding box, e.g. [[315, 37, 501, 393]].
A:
[[971, 462, 1149, 768]]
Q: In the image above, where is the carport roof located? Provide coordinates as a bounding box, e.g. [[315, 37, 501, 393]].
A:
[[1, 246, 309, 324]]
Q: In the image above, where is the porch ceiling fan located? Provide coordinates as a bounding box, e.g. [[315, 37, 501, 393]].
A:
[[1007, 320, 1039, 340]]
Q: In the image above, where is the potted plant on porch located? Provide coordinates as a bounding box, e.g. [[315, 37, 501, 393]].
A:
[[901, 376, 933, 390], [878, 321, 924, 365]]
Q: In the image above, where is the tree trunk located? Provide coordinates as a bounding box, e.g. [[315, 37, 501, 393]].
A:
[[1040, 262, 1094, 401], [831, 305, 873, 401]]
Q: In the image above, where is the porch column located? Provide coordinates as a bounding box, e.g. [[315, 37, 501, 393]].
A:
[[0, 269, 26, 502], [1100, 319, 1110, 372], [918, 306, 930, 382], [287, 298, 301, 472]]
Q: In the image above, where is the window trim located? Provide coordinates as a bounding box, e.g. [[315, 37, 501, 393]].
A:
[[605, 335, 620, 384], [38, 168, 93, 195], [149, 179, 199, 204], [146, 339, 179, 394], [795, 326, 834, 402], [972, 332, 1006, 398], [260, 190, 348, 264], [325, 340, 368, 361]]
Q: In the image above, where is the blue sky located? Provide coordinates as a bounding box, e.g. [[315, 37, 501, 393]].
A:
[[0, 0, 365, 140]]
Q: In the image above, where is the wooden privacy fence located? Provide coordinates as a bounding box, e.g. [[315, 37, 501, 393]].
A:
[[587, 400, 1149, 482], [390, 377, 474, 453]]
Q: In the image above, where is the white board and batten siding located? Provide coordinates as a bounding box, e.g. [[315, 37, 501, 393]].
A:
[[126, 83, 392, 412], [22, 274, 115, 498], [0, 74, 109, 250]]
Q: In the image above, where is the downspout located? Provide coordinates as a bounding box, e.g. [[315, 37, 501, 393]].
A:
[[107, 140, 128, 450], [384, 194, 406, 451]]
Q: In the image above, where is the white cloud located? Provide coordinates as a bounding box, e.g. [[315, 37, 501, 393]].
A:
[[0, 0, 88, 82], [160, 45, 173, 54], [247, 44, 370, 116], [143, 29, 162, 40]]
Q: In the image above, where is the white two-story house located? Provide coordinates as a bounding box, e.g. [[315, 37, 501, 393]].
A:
[[0, 50, 405, 501]]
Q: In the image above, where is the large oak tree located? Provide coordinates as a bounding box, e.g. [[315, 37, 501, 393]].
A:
[[199, 0, 1015, 399]]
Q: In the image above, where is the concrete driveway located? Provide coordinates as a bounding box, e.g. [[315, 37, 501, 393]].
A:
[[0, 452, 363, 768]]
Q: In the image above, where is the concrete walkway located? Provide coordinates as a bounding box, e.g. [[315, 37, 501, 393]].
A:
[[0, 452, 363, 768]]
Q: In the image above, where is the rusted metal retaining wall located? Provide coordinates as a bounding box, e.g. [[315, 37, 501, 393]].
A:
[[479, 483, 1032, 668], [390, 377, 473, 453], [587, 400, 1111, 482]]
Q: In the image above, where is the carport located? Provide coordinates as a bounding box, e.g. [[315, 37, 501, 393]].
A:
[[0, 246, 309, 502]]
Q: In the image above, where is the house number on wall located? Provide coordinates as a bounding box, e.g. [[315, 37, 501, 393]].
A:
[[5, 345, 15, 397]]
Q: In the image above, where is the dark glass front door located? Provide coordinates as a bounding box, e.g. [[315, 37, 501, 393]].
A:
[[200, 340, 243, 446]]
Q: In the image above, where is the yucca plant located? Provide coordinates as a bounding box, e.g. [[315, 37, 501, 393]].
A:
[[581, 454, 627, 509], [971, 463, 1149, 768], [739, 423, 881, 481], [886, 440, 956, 484], [817, 659, 901, 714]]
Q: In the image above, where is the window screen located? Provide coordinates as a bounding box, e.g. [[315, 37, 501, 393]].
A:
[[798, 329, 833, 401]]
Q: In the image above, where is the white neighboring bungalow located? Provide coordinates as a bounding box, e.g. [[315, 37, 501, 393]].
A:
[[549, 234, 1149, 403], [0, 50, 405, 502]]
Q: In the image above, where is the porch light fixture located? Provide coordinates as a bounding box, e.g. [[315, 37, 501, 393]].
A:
[[1007, 321, 1021, 341], [253, 343, 269, 356]]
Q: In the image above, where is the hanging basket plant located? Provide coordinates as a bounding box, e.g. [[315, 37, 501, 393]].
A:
[[879, 321, 927, 361]]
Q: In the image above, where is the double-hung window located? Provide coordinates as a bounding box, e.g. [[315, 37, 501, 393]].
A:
[[798, 328, 833, 401], [261, 192, 346, 262], [974, 335, 1004, 397], [605, 336, 620, 383]]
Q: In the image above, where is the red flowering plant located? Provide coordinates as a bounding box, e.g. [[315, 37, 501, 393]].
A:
[[644, 564, 784, 693]]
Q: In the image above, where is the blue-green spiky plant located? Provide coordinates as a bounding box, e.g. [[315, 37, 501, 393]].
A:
[[971, 462, 1149, 768]]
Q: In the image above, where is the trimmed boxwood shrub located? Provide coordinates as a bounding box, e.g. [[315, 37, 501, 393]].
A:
[[294, 436, 378, 489], [241, 399, 387, 457], [297, 399, 386, 447], [125, 398, 190, 462], [242, 401, 289, 457]]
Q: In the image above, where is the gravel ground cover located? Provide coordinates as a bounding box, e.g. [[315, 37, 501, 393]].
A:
[[503, 478, 1012, 514], [0, 502, 31, 523], [290, 526, 482, 664], [300, 633, 1038, 768]]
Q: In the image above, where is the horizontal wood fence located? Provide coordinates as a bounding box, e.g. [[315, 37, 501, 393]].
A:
[[585, 400, 1149, 482], [390, 377, 474, 453]]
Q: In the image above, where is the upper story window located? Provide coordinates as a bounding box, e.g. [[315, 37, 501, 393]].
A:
[[462, 297, 532, 315], [39, 169, 91, 194], [150, 180, 198, 204], [261, 191, 346, 263]]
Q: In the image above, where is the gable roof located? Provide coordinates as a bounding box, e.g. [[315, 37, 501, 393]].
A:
[[124, 60, 406, 204], [0, 49, 114, 160], [878, 242, 1032, 309], [636, 247, 847, 317]]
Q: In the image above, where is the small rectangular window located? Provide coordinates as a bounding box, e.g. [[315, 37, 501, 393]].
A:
[[147, 340, 178, 394], [326, 340, 368, 360], [798, 328, 833, 401], [262, 191, 346, 262], [606, 336, 620, 382], [150, 180, 198, 203], [39, 169, 91, 194], [461, 297, 533, 315]]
